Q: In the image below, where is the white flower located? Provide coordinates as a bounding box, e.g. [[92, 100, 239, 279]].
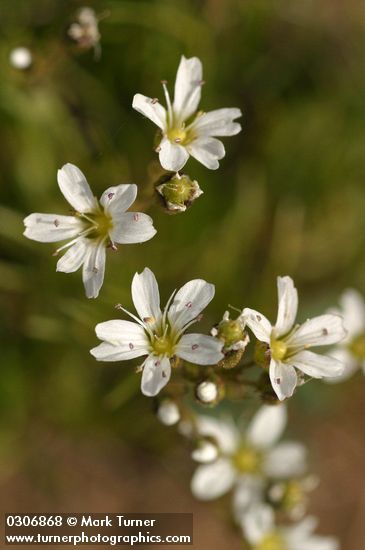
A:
[[242, 504, 339, 550], [9, 47, 32, 70], [328, 289, 365, 381], [23, 163, 156, 299], [190, 405, 307, 504], [243, 276, 346, 400], [90, 268, 224, 397], [132, 55, 242, 172]]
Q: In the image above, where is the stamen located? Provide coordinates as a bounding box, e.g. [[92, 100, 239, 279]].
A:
[[54, 219, 60, 227], [186, 302, 192, 308], [92, 266, 98, 273], [114, 304, 153, 337], [151, 98, 159, 104], [192, 344, 199, 350], [133, 213, 139, 221], [174, 138, 181, 143], [129, 343, 134, 350], [155, 146, 162, 153], [108, 192, 114, 200], [155, 360, 161, 367], [162, 289, 177, 329], [276, 378, 281, 384], [161, 80, 173, 124], [108, 242, 118, 251]]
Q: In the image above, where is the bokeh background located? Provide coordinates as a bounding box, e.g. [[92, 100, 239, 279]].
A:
[[1, 0, 365, 547]]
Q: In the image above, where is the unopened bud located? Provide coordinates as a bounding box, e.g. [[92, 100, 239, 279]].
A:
[[9, 47, 32, 70], [195, 380, 220, 406], [191, 438, 219, 463], [212, 311, 249, 354], [156, 173, 203, 213], [156, 399, 180, 426]]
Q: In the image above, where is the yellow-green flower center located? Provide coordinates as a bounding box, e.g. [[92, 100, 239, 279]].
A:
[[232, 446, 261, 474], [82, 209, 113, 240], [348, 333, 365, 360], [151, 334, 175, 357], [166, 125, 195, 146], [255, 533, 286, 550], [271, 339, 288, 361]]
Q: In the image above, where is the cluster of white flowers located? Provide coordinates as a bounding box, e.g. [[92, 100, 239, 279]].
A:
[[178, 405, 339, 549], [21, 42, 362, 548]]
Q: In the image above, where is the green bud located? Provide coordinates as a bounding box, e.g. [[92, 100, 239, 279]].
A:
[[156, 173, 203, 213], [212, 311, 249, 355]]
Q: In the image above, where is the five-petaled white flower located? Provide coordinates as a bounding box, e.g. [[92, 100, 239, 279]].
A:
[[132, 55, 242, 172], [23, 163, 156, 299], [190, 405, 307, 504], [90, 267, 224, 396], [241, 504, 339, 550], [243, 276, 346, 400], [328, 288, 365, 382]]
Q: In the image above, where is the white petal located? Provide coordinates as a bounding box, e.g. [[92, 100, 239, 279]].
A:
[[91, 320, 149, 360], [188, 137, 225, 170], [57, 163, 98, 213], [284, 517, 339, 550], [288, 314, 346, 348], [176, 333, 223, 365], [340, 288, 365, 337], [173, 55, 203, 122], [95, 319, 149, 348], [190, 459, 236, 501], [23, 213, 83, 243], [247, 404, 287, 449], [99, 184, 137, 216], [110, 212, 156, 244], [325, 348, 358, 383], [274, 276, 298, 337], [132, 93, 167, 130], [269, 359, 297, 401], [233, 477, 263, 522], [241, 504, 274, 545], [159, 137, 189, 172], [291, 350, 345, 379], [56, 238, 88, 273], [141, 355, 171, 396], [191, 107, 242, 137], [82, 241, 106, 299], [194, 416, 240, 455], [131, 268, 162, 327], [168, 279, 215, 332], [264, 442, 307, 478], [242, 308, 272, 344]]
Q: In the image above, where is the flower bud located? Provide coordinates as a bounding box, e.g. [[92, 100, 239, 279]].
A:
[[9, 47, 32, 70], [212, 311, 249, 354], [156, 173, 203, 213], [156, 399, 180, 426], [195, 380, 224, 406], [191, 438, 219, 463]]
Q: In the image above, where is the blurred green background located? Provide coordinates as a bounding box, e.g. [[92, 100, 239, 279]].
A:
[[1, 0, 365, 547]]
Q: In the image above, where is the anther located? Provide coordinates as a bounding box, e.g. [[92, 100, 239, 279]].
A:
[[115, 303, 123, 310], [129, 343, 134, 350], [174, 138, 181, 143], [155, 360, 161, 367], [155, 146, 162, 153], [162, 370, 167, 378], [256, 315, 262, 321], [276, 378, 281, 384], [161, 79, 168, 84], [133, 213, 139, 221], [322, 328, 328, 336], [196, 314, 204, 322], [192, 344, 199, 350], [92, 266, 98, 273], [199, 79, 205, 86], [186, 302, 192, 309], [151, 98, 159, 104], [108, 192, 114, 200], [54, 219, 60, 227]]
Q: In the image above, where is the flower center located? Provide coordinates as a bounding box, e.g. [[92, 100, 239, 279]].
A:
[[271, 339, 288, 361], [255, 533, 286, 550], [218, 320, 245, 347], [82, 210, 113, 240], [232, 446, 261, 474], [348, 333, 365, 360], [151, 334, 175, 357]]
